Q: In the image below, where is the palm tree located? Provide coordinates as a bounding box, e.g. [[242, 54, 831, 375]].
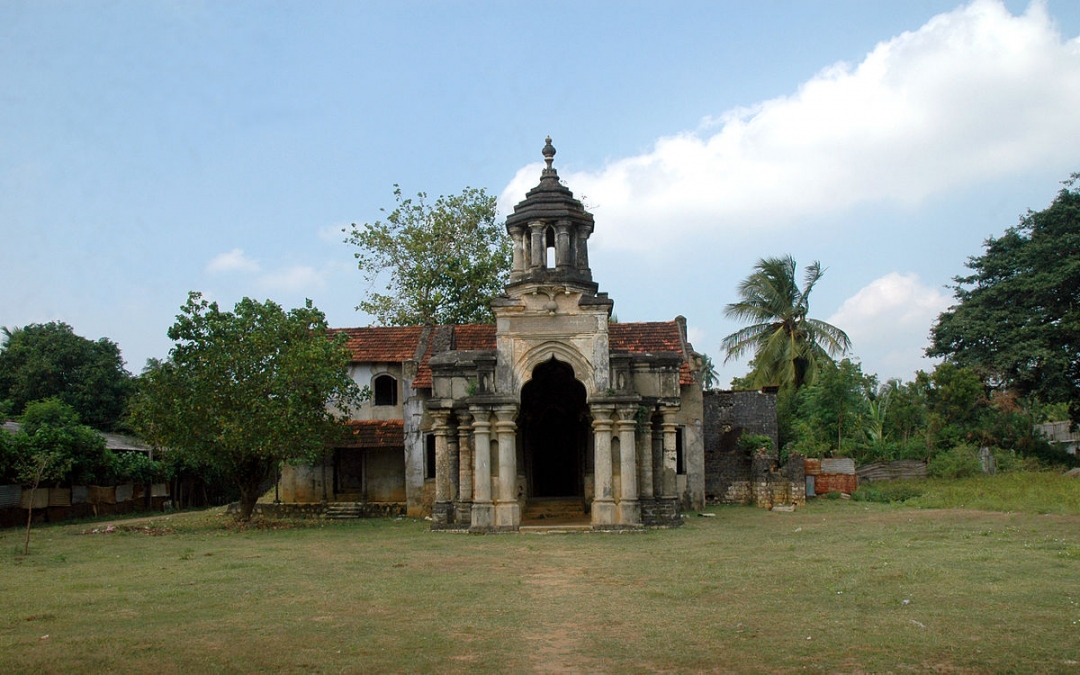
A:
[[721, 255, 851, 390]]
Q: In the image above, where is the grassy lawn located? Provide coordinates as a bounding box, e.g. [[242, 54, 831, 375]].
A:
[[2, 476, 1079, 673]]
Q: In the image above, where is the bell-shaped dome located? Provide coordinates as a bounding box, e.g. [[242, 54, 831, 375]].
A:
[[504, 137, 597, 294]]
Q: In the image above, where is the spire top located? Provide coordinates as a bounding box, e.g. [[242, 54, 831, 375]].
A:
[[542, 136, 556, 175]]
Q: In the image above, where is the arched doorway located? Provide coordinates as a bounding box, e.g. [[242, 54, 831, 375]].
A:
[[519, 358, 589, 498]]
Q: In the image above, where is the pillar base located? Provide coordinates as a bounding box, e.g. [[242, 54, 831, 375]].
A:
[[432, 500, 453, 526], [591, 498, 616, 526], [469, 501, 495, 532], [495, 501, 520, 529], [453, 501, 472, 526], [617, 499, 641, 526]]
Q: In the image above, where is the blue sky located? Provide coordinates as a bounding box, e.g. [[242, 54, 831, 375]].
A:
[[3, 0, 1079, 387]]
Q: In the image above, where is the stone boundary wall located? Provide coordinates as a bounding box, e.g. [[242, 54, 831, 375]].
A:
[[702, 389, 803, 508], [236, 502, 407, 519]]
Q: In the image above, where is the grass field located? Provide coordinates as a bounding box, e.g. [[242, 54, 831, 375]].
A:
[[2, 475, 1079, 673]]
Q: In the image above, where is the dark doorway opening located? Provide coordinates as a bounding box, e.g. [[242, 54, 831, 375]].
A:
[[519, 358, 589, 497]]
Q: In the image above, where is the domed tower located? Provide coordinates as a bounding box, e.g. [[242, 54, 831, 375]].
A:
[[503, 137, 601, 298], [491, 137, 614, 405]]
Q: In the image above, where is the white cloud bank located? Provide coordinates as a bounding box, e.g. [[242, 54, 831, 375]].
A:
[[206, 248, 260, 274], [828, 272, 952, 380], [500, 0, 1080, 247]]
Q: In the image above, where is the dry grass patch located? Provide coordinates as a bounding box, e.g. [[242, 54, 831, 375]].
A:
[[1, 502, 1079, 673]]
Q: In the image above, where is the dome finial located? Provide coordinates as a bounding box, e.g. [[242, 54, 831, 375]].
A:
[[542, 136, 556, 174]]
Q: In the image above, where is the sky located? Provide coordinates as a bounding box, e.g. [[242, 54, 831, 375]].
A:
[[3, 0, 1080, 387]]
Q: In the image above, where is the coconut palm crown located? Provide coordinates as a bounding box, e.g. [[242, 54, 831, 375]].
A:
[[721, 255, 851, 390]]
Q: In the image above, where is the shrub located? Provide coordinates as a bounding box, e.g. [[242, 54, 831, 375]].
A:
[[737, 433, 773, 453], [928, 444, 983, 479]]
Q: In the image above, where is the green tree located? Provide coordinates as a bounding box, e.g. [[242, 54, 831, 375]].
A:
[[17, 397, 111, 485], [700, 354, 719, 389], [722, 255, 851, 390], [14, 399, 103, 554], [788, 359, 874, 459], [345, 185, 512, 325], [928, 173, 1080, 423], [0, 322, 134, 430], [129, 293, 361, 521]]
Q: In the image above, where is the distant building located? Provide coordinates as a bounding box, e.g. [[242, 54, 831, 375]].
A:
[[1036, 421, 1079, 456]]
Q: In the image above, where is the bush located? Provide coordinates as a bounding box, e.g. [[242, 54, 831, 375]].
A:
[[737, 433, 774, 453], [928, 444, 983, 479], [0, 428, 21, 483]]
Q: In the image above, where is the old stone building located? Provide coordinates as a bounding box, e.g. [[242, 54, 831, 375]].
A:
[[279, 139, 708, 530]]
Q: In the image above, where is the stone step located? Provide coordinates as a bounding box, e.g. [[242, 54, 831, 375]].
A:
[[326, 502, 363, 519], [523, 498, 587, 521]]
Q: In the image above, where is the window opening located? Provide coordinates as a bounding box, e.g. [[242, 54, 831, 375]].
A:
[[676, 428, 685, 475], [374, 374, 397, 406], [425, 434, 436, 480]]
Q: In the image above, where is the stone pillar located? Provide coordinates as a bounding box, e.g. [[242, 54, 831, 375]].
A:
[[639, 414, 655, 500], [447, 425, 459, 504], [456, 411, 473, 504], [529, 222, 545, 270], [591, 405, 616, 527], [432, 412, 452, 526], [576, 229, 590, 272], [469, 408, 494, 531], [616, 407, 640, 526], [555, 221, 572, 270], [660, 407, 679, 498], [509, 226, 526, 281], [494, 406, 520, 529]]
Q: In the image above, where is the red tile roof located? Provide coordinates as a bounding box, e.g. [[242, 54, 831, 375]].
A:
[[342, 420, 405, 447], [610, 321, 695, 385], [334, 320, 695, 389], [330, 326, 424, 363], [411, 324, 497, 388]]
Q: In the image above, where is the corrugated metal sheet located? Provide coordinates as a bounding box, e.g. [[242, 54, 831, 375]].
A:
[[115, 484, 134, 503], [48, 488, 72, 507], [804, 458, 821, 476], [151, 483, 169, 497], [71, 486, 89, 504], [821, 458, 856, 475], [20, 488, 48, 509], [89, 486, 116, 504], [0, 484, 22, 508]]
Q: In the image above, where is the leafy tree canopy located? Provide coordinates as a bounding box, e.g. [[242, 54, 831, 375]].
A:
[[0, 322, 133, 430], [345, 185, 512, 325], [129, 293, 361, 520], [928, 173, 1080, 424], [722, 255, 851, 390]]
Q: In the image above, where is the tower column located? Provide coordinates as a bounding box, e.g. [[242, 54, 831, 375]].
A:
[[555, 220, 572, 270], [508, 225, 526, 281], [591, 404, 616, 527], [469, 408, 494, 531], [529, 222, 545, 270], [494, 405, 520, 529]]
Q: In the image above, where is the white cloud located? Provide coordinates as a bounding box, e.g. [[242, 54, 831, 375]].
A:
[[258, 265, 328, 293], [686, 326, 706, 351], [828, 272, 951, 379], [500, 0, 1080, 248], [318, 223, 350, 244], [206, 248, 260, 274]]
